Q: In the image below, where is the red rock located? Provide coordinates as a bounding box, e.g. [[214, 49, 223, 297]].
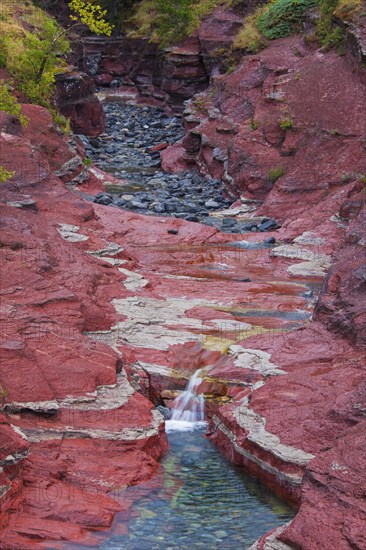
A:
[[94, 73, 114, 86], [339, 190, 365, 220], [0, 112, 22, 136], [167, 36, 366, 223], [147, 142, 169, 153], [55, 70, 106, 136], [1, 21, 366, 549], [279, 422, 366, 550], [315, 206, 366, 347], [0, 104, 168, 546]]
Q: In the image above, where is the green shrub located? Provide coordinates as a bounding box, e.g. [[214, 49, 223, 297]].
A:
[[154, 0, 194, 47], [0, 37, 7, 68], [0, 166, 15, 183], [268, 166, 285, 182], [250, 117, 260, 130], [234, 12, 267, 52], [341, 173, 351, 183], [234, 0, 318, 52], [0, 3, 70, 105], [51, 109, 71, 135], [0, 81, 29, 127], [257, 0, 318, 40], [317, 0, 345, 49], [1, 1, 112, 107], [128, 0, 231, 47], [333, 0, 362, 20], [279, 116, 294, 129]]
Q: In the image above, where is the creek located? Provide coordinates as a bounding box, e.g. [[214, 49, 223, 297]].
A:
[[74, 99, 313, 548], [79, 100, 278, 234]]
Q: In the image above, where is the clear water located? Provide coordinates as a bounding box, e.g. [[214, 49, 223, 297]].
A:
[[92, 427, 295, 550]]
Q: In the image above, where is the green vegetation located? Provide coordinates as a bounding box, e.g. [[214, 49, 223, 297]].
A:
[[0, 1, 112, 107], [192, 95, 209, 113], [268, 166, 285, 183], [333, 0, 362, 20], [234, 0, 317, 51], [317, 0, 344, 48], [0, 166, 15, 183], [69, 0, 114, 35], [279, 116, 294, 130], [0, 81, 29, 127], [234, 0, 361, 53], [341, 173, 351, 183], [257, 0, 318, 40], [250, 117, 260, 130], [83, 157, 93, 166], [233, 10, 267, 52], [0, 1, 68, 105], [128, 0, 231, 47], [50, 109, 71, 135], [317, 0, 360, 49], [0, 385, 9, 407]]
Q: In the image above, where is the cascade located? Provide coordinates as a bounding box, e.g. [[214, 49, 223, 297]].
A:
[[166, 369, 206, 430]]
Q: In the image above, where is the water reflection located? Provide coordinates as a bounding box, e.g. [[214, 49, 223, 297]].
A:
[[95, 428, 295, 549]]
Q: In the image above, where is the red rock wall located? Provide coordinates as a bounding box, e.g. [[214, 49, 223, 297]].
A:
[[315, 207, 366, 347], [159, 27, 366, 550], [162, 36, 366, 209], [79, 7, 246, 114]]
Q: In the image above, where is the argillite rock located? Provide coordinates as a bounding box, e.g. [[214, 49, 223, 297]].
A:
[[1, 11, 365, 550], [55, 70, 106, 136], [80, 6, 249, 114], [161, 36, 366, 220]]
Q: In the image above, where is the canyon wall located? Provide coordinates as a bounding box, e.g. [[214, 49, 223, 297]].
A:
[[78, 7, 246, 114], [0, 5, 365, 549]]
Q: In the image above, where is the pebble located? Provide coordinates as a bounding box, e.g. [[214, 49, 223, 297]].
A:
[[258, 218, 279, 231], [88, 102, 279, 235], [204, 199, 220, 209]]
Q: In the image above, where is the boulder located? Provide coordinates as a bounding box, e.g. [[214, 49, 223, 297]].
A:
[[55, 70, 106, 136]]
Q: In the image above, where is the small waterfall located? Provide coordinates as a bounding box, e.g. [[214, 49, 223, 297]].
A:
[[166, 369, 206, 431]]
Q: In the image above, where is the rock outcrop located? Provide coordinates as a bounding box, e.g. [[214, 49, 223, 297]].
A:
[[55, 70, 106, 136], [159, 29, 366, 550], [162, 36, 366, 214], [80, 7, 246, 114]]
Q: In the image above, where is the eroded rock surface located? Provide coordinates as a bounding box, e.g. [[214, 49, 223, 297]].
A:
[[1, 24, 365, 550], [162, 37, 366, 233], [80, 6, 249, 115]]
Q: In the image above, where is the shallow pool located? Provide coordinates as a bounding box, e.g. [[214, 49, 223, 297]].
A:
[[95, 426, 295, 550]]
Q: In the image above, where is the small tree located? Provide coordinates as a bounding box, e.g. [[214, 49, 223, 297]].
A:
[[69, 0, 115, 36], [12, 2, 114, 104]]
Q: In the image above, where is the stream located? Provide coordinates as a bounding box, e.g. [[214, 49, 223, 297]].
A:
[[73, 99, 302, 549], [80, 100, 279, 234]]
